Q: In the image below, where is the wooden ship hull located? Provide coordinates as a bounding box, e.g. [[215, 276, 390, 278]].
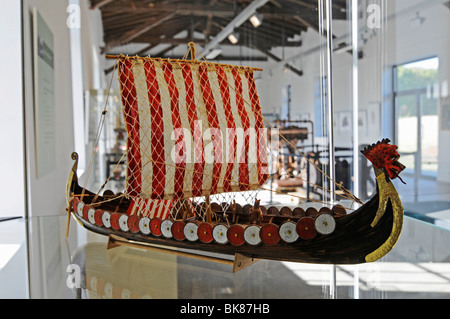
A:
[[66, 155, 404, 266]]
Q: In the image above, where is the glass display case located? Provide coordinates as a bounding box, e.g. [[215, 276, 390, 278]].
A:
[[89, 0, 450, 227], [1, 215, 449, 299], [1, 0, 449, 301]]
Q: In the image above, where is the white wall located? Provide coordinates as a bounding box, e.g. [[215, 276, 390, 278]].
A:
[[79, 0, 105, 91], [22, 0, 76, 216], [66, 0, 105, 176], [0, 1, 26, 218], [21, 0, 107, 217]]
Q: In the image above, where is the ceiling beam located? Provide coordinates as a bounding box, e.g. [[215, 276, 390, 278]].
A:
[[251, 44, 303, 77], [118, 37, 207, 46], [293, 15, 338, 40], [90, 0, 113, 10], [104, 43, 179, 75], [105, 12, 177, 52], [201, 0, 270, 56], [100, 5, 319, 19]]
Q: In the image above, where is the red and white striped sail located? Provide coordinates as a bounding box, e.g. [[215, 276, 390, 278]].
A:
[[118, 57, 269, 200], [126, 198, 173, 219]]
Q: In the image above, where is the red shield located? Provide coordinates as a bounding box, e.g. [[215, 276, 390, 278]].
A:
[[296, 217, 317, 240], [94, 210, 104, 227], [260, 223, 280, 246], [127, 215, 140, 233], [72, 197, 79, 212], [227, 225, 245, 246], [171, 221, 186, 241], [149, 217, 162, 237], [82, 205, 91, 221], [110, 213, 122, 231], [197, 222, 214, 243]]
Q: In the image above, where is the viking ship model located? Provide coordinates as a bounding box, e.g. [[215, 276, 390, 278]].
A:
[[66, 43, 405, 270]]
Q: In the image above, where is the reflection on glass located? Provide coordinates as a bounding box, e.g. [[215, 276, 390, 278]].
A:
[[395, 57, 439, 175]]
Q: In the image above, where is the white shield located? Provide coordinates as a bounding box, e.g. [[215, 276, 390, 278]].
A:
[[102, 211, 111, 228], [161, 219, 173, 238], [279, 221, 299, 243], [139, 217, 151, 235], [119, 214, 129, 232], [76, 201, 84, 217], [314, 213, 336, 235], [243, 225, 262, 246], [184, 222, 199, 242], [87, 208, 96, 224], [212, 224, 228, 244]]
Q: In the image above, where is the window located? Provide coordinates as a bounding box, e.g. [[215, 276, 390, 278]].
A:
[[394, 57, 439, 176]]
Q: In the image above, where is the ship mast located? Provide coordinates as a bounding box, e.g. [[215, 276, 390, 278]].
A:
[[187, 42, 213, 223]]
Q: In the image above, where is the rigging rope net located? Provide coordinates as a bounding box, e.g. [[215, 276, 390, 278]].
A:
[[117, 56, 269, 219]]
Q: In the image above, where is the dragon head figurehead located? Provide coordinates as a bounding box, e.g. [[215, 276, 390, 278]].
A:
[[361, 138, 406, 183]]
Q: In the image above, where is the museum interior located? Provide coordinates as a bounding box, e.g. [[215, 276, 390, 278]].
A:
[[0, 0, 449, 300]]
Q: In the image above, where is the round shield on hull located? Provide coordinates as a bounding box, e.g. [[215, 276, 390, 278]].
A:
[[150, 217, 163, 237], [94, 210, 104, 227], [292, 207, 305, 217], [73, 197, 80, 214], [161, 219, 173, 238], [171, 221, 186, 241], [139, 217, 151, 235], [184, 222, 199, 242], [314, 213, 336, 235], [243, 225, 262, 246], [332, 204, 347, 216], [305, 207, 319, 217], [296, 217, 317, 240], [76, 199, 85, 218], [260, 223, 281, 246], [82, 205, 90, 221], [119, 214, 129, 232], [279, 221, 299, 243], [279, 207, 292, 216], [102, 211, 111, 228], [319, 207, 333, 214], [127, 215, 140, 233], [227, 225, 245, 246], [87, 208, 96, 224], [212, 224, 228, 244], [110, 213, 121, 231], [197, 222, 213, 243], [267, 206, 279, 215]]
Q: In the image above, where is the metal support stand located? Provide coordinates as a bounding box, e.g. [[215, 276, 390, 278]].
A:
[[107, 234, 260, 273]]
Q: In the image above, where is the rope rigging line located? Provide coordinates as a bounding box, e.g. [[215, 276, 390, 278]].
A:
[[107, 144, 356, 210], [262, 118, 364, 205], [190, 42, 363, 206], [81, 60, 118, 201], [87, 43, 363, 210], [184, 43, 363, 205]]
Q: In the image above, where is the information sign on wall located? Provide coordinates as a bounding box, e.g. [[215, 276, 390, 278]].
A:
[[33, 8, 56, 178]]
